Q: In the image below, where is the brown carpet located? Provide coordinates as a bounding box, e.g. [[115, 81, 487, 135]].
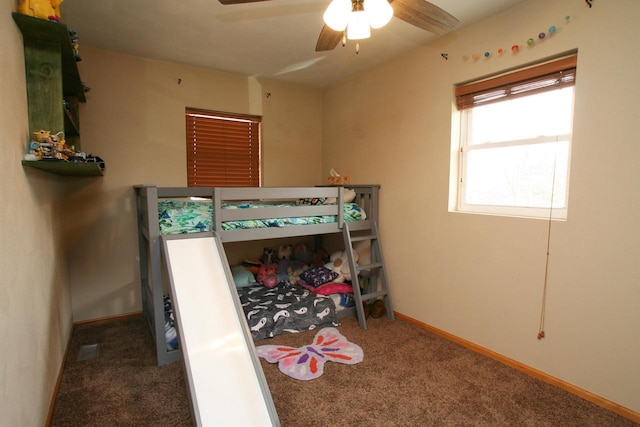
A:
[[50, 314, 637, 426]]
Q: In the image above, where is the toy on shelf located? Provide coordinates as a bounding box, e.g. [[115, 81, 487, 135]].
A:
[[24, 129, 86, 162], [68, 28, 81, 61], [18, 0, 63, 22]]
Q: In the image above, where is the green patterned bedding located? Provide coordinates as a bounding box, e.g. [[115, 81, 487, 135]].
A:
[[157, 200, 366, 235]]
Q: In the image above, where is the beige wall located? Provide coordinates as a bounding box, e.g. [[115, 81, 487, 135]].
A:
[[65, 47, 324, 321], [1, 1, 73, 425], [323, 0, 640, 414]]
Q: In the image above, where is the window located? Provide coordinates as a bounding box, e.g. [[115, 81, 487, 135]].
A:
[[453, 54, 577, 219], [186, 108, 261, 187]]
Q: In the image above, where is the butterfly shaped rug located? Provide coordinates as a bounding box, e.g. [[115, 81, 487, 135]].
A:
[[255, 327, 363, 381]]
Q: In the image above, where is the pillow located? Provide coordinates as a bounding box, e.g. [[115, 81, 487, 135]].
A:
[[297, 280, 316, 292], [322, 188, 356, 205], [298, 266, 339, 288], [313, 282, 353, 296], [231, 265, 256, 288], [343, 188, 357, 203]]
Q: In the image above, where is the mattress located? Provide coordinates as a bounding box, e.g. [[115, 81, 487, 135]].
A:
[[157, 200, 366, 235]]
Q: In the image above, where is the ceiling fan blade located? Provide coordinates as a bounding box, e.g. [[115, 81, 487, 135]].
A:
[[218, 0, 272, 4], [316, 25, 343, 52], [390, 0, 459, 34]]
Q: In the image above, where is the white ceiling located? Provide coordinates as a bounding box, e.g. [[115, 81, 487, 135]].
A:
[[61, 0, 526, 88]]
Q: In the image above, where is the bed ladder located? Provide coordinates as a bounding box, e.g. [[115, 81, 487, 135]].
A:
[[343, 220, 394, 329]]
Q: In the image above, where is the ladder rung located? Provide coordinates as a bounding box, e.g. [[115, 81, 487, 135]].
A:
[[360, 291, 388, 302], [350, 234, 377, 242], [343, 219, 393, 329], [356, 262, 383, 272]]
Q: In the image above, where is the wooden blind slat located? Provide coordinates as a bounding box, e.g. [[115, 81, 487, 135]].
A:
[[455, 54, 577, 110], [186, 107, 261, 187]]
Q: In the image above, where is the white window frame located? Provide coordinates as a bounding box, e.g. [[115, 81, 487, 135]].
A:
[[452, 55, 577, 220]]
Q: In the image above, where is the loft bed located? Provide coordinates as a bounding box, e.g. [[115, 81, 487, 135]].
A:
[[134, 184, 380, 366]]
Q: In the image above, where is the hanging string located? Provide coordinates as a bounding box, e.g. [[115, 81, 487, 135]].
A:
[[538, 139, 559, 340]]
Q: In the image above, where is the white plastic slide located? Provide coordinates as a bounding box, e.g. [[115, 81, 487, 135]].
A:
[[162, 232, 280, 427]]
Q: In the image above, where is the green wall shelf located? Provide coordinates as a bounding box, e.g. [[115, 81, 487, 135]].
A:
[[14, 12, 104, 178], [22, 160, 104, 176], [12, 12, 86, 102]]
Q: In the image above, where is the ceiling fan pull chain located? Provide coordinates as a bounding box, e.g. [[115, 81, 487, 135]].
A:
[[355, 41, 360, 54]]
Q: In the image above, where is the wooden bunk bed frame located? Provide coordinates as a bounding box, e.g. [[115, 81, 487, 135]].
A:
[[134, 184, 381, 366]]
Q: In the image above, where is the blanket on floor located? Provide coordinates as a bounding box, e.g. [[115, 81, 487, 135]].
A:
[[237, 283, 338, 341]]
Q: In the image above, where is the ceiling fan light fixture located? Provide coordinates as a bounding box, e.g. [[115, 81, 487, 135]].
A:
[[346, 9, 371, 40], [364, 0, 393, 29], [323, 0, 351, 31]]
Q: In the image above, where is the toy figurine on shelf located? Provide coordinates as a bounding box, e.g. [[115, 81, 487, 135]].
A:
[[68, 28, 81, 61], [25, 139, 42, 160], [25, 129, 76, 161], [18, 0, 63, 22], [33, 130, 56, 159], [50, 132, 74, 160]]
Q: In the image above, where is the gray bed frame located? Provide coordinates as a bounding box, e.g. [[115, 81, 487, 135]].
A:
[[134, 184, 380, 366]]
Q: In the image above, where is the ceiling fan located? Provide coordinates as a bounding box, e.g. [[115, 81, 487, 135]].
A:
[[217, 0, 459, 52]]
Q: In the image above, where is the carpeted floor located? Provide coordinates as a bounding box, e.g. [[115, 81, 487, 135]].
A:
[[50, 314, 638, 426], [51, 315, 192, 426]]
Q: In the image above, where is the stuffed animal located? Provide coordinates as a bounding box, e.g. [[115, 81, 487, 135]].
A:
[[294, 242, 313, 264], [325, 249, 359, 283], [240, 259, 261, 275], [18, 0, 62, 21], [230, 265, 256, 288], [256, 263, 278, 289], [287, 266, 307, 285], [278, 244, 292, 261], [50, 0, 62, 19], [261, 247, 275, 264]]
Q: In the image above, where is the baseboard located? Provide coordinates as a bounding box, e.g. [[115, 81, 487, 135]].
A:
[[45, 322, 74, 427], [73, 310, 143, 327], [394, 312, 640, 424]]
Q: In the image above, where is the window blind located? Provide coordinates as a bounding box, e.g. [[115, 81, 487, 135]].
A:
[[186, 108, 261, 187], [455, 55, 577, 110]]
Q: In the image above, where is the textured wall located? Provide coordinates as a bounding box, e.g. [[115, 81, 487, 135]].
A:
[[64, 46, 323, 321], [1, 1, 73, 424], [322, 0, 640, 414]]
